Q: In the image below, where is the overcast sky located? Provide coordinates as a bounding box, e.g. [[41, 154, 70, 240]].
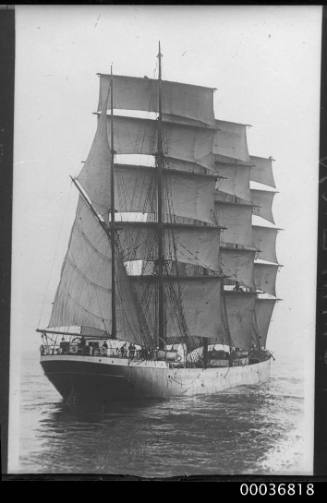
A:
[[9, 5, 322, 470]]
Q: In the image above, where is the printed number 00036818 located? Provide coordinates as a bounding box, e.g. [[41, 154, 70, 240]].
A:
[[240, 483, 314, 496]]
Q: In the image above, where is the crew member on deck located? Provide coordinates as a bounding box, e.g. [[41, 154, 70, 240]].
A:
[[120, 344, 126, 358], [129, 343, 135, 360], [59, 336, 66, 355], [233, 281, 243, 292], [79, 335, 86, 354], [102, 340, 108, 356]]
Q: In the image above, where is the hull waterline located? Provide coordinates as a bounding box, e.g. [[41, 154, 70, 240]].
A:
[[41, 354, 272, 404]]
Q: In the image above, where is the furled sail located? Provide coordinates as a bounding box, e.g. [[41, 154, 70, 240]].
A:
[[224, 292, 257, 350], [250, 155, 276, 189], [253, 226, 278, 263], [105, 115, 215, 170], [251, 189, 276, 224], [254, 262, 278, 296], [254, 298, 276, 348], [97, 74, 215, 127], [214, 120, 250, 164]]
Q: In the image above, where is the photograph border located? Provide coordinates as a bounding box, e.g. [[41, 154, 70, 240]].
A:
[[1, 3, 327, 489]]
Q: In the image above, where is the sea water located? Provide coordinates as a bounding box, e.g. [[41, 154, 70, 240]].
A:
[[9, 349, 308, 477]]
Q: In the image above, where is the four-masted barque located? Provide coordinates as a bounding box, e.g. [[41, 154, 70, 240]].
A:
[[38, 44, 280, 404]]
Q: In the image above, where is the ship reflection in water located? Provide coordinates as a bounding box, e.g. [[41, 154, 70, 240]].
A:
[[16, 351, 305, 476]]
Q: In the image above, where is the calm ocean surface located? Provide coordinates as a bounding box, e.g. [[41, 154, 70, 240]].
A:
[[13, 350, 308, 476]]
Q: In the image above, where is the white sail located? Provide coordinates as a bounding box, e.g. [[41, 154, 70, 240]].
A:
[[215, 202, 253, 248], [49, 60, 279, 356], [49, 197, 148, 344], [98, 74, 215, 126], [253, 226, 278, 263], [118, 223, 220, 272], [214, 120, 250, 163], [77, 95, 111, 218], [132, 276, 226, 342], [115, 256, 153, 346], [225, 292, 257, 350], [215, 164, 252, 201], [105, 115, 215, 170], [255, 298, 276, 347], [115, 164, 216, 225], [254, 262, 278, 296], [49, 197, 112, 332], [220, 248, 255, 289], [251, 189, 276, 224], [250, 155, 276, 189]]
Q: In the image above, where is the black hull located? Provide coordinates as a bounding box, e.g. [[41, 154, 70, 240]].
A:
[[41, 359, 137, 405]]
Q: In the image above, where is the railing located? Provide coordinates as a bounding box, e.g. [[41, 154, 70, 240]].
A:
[[40, 343, 272, 367], [40, 342, 182, 363], [40, 343, 145, 360]]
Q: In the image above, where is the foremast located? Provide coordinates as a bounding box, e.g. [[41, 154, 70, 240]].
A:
[[109, 66, 117, 339]]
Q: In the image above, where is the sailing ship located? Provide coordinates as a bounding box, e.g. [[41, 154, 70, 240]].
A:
[[38, 44, 280, 403]]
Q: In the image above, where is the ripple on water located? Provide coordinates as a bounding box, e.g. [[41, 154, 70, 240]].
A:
[[13, 352, 308, 476]]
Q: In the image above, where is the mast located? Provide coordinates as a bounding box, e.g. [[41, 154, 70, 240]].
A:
[[202, 338, 208, 368], [156, 41, 165, 349], [110, 65, 117, 339], [221, 282, 233, 350]]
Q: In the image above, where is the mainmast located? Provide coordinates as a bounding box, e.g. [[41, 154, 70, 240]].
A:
[[110, 65, 117, 339], [156, 41, 165, 349]]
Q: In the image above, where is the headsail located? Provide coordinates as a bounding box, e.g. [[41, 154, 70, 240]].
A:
[[49, 196, 113, 333]]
